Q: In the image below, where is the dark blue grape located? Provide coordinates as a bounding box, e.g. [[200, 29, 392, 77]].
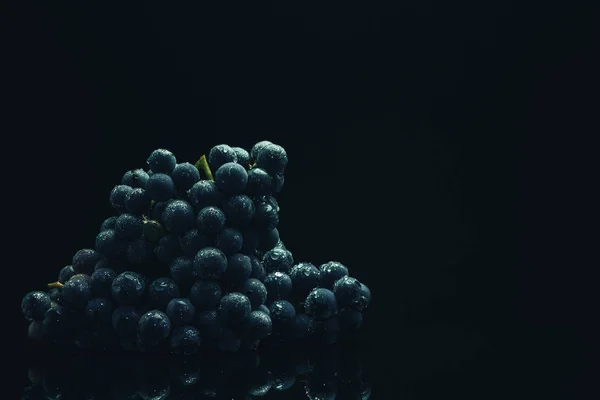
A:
[[246, 168, 272, 197], [241, 228, 259, 254], [112, 272, 145, 306], [100, 216, 117, 232], [218, 328, 241, 352], [166, 298, 195, 327], [180, 229, 212, 257], [125, 188, 152, 215], [62, 275, 92, 311], [223, 253, 252, 285], [187, 180, 222, 210], [208, 144, 238, 171], [354, 283, 371, 311], [189, 280, 222, 311], [222, 194, 255, 226], [318, 261, 349, 289], [169, 326, 201, 355], [264, 272, 293, 302], [170, 162, 201, 191], [196, 206, 226, 234], [147, 149, 177, 174], [241, 278, 267, 310], [262, 248, 294, 274], [219, 293, 251, 326], [194, 310, 223, 339], [252, 200, 279, 232], [21, 291, 51, 320], [163, 200, 195, 234], [215, 227, 243, 255], [146, 173, 175, 202], [115, 214, 144, 240], [126, 237, 153, 265], [110, 185, 133, 214], [258, 304, 270, 315], [338, 309, 363, 332], [90, 268, 117, 298], [294, 313, 315, 338], [138, 310, 172, 347], [258, 228, 279, 251], [193, 247, 227, 280], [305, 288, 338, 320], [250, 140, 273, 162], [244, 310, 272, 340], [333, 276, 364, 308], [249, 255, 266, 281], [84, 298, 114, 326], [168, 256, 195, 292], [122, 169, 150, 189], [232, 147, 250, 166], [273, 173, 284, 193], [265, 195, 280, 212], [256, 143, 288, 175], [43, 304, 69, 337], [72, 249, 102, 274], [95, 229, 126, 257], [268, 300, 296, 332], [148, 277, 181, 311], [47, 288, 61, 303], [112, 306, 141, 338], [151, 200, 170, 224], [215, 162, 248, 195], [58, 265, 75, 283], [154, 234, 183, 265], [289, 262, 320, 300]]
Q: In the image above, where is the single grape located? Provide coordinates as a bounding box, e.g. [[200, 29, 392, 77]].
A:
[[241, 278, 268, 310], [241, 227, 259, 254], [264, 272, 293, 302], [222, 253, 252, 285], [252, 200, 279, 232], [262, 248, 294, 274], [194, 310, 223, 340], [163, 199, 195, 234], [146, 173, 175, 202], [138, 310, 172, 347], [250, 140, 273, 162], [249, 255, 266, 281], [215, 162, 248, 195], [122, 168, 150, 189], [243, 310, 272, 340], [256, 143, 288, 175], [170, 162, 201, 191], [294, 313, 315, 338], [110, 185, 133, 214], [58, 265, 75, 283], [245, 168, 272, 197], [188, 280, 222, 311], [218, 328, 241, 352], [186, 180, 222, 210], [95, 229, 126, 257], [268, 300, 296, 331], [126, 237, 153, 265], [196, 206, 226, 234], [72, 249, 102, 275], [208, 144, 238, 171], [43, 304, 69, 337], [232, 147, 250, 167], [125, 188, 152, 215], [338, 309, 363, 332], [148, 277, 181, 311], [90, 268, 117, 298], [168, 256, 195, 293], [258, 228, 279, 252], [111, 271, 145, 306], [180, 229, 212, 257], [318, 261, 349, 289], [222, 194, 255, 226], [169, 326, 201, 355], [166, 298, 195, 327], [305, 288, 338, 320], [147, 149, 177, 174], [354, 283, 372, 311], [215, 227, 243, 255], [289, 262, 320, 300], [265, 195, 280, 212], [62, 275, 92, 311], [84, 298, 114, 327], [218, 292, 251, 326], [115, 214, 144, 240], [112, 306, 141, 338], [100, 216, 117, 232], [154, 234, 183, 265], [333, 276, 364, 309], [21, 291, 51, 320], [151, 200, 170, 224], [193, 247, 228, 280]]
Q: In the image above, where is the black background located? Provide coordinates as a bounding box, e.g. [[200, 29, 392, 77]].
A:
[[6, 1, 598, 398]]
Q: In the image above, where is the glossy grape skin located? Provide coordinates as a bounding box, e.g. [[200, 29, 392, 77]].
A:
[[58, 265, 75, 283], [252, 200, 279, 232], [222, 253, 252, 286], [268, 300, 296, 337], [21, 291, 52, 321], [111, 272, 146, 306], [121, 168, 150, 189], [305, 288, 338, 320], [196, 206, 226, 234], [250, 140, 273, 162], [170, 162, 201, 191], [147, 149, 177, 174], [188, 280, 222, 311], [146, 173, 176, 202], [110, 185, 133, 214], [180, 229, 212, 257], [232, 147, 250, 167], [289, 262, 320, 300], [72, 249, 102, 275], [163, 200, 195, 235], [208, 144, 238, 171], [169, 256, 195, 292], [354, 283, 372, 311], [187, 180, 222, 210], [84, 298, 114, 327], [95, 229, 126, 257], [241, 278, 268, 310], [264, 272, 293, 302], [90, 268, 117, 298], [246, 168, 272, 197], [126, 237, 153, 265], [255, 143, 288, 175], [112, 306, 141, 338], [138, 310, 172, 347], [100, 216, 117, 232], [166, 298, 195, 327], [154, 234, 183, 265], [125, 188, 152, 215], [318, 261, 349, 289], [258, 228, 279, 252], [62, 275, 93, 311], [193, 247, 228, 280], [215, 228, 243, 255], [148, 277, 181, 311], [333, 276, 364, 308], [243, 310, 272, 340], [218, 293, 251, 326], [115, 214, 144, 240], [241, 228, 259, 254], [221, 194, 255, 226], [215, 162, 248, 195], [262, 248, 294, 274], [43, 304, 69, 337], [249, 255, 266, 281], [169, 326, 201, 355]]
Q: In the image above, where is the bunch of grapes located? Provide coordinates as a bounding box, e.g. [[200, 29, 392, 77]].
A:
[[21, 141, 372, 354]]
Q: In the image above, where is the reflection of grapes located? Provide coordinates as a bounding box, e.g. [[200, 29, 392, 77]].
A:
[[21, 142, 372, 353]]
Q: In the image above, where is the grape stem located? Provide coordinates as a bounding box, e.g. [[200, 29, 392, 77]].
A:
[[48, 281, 64, 289], [195, 155, 214, 181]]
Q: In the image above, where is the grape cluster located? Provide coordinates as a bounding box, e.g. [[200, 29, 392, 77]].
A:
[[21, 141, 372, 353], [22, 345, 371, 400]]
